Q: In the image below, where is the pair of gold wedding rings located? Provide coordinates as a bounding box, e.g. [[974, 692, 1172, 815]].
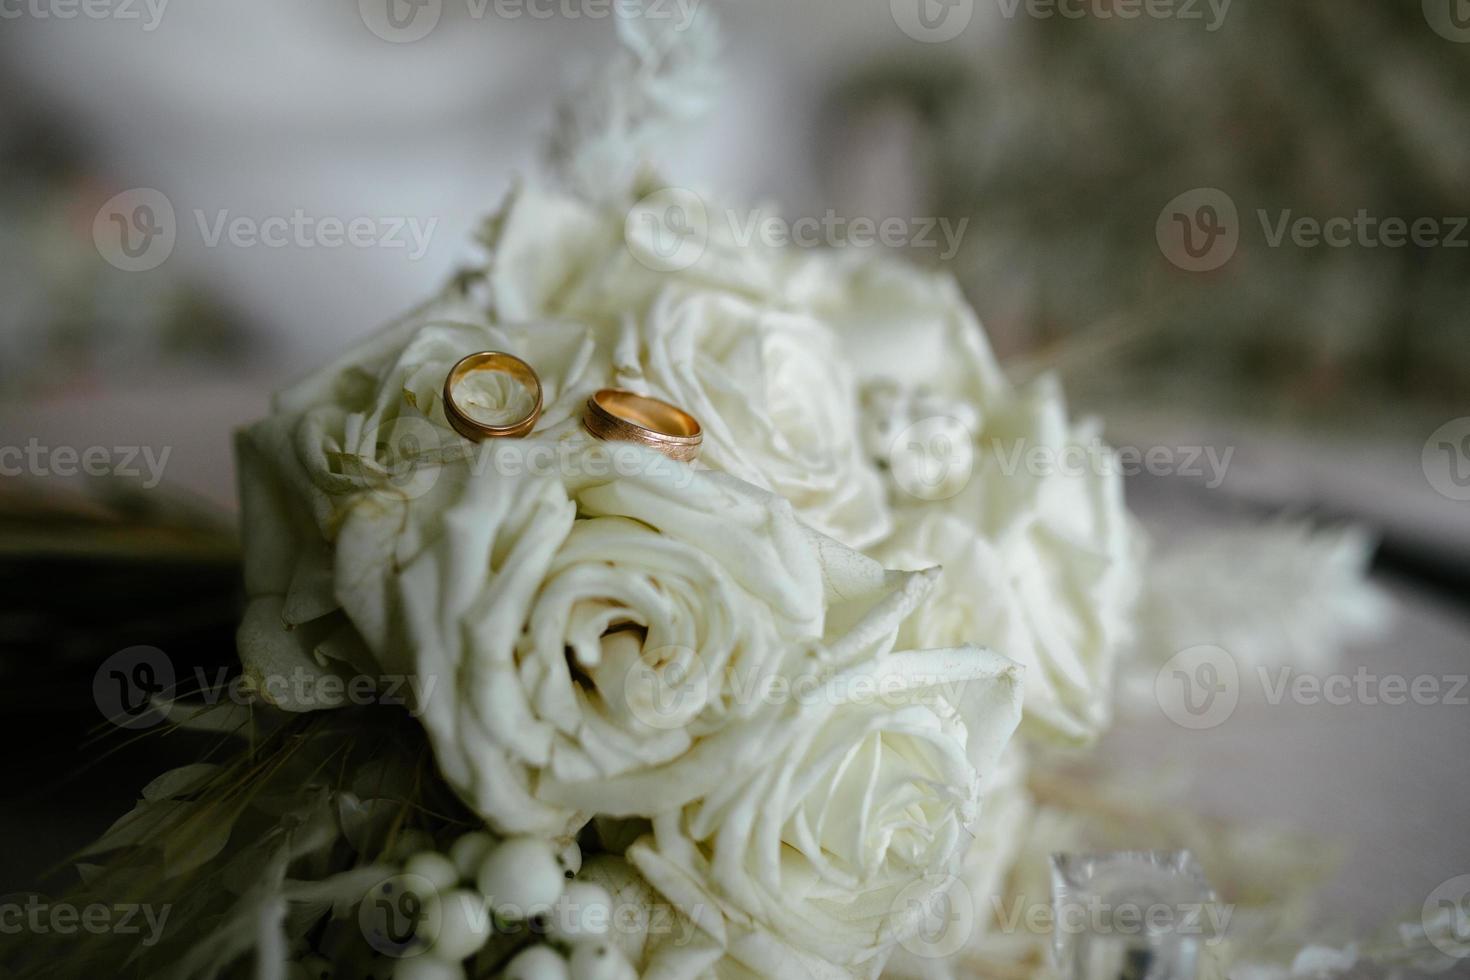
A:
[[442, 351, 703, 463]]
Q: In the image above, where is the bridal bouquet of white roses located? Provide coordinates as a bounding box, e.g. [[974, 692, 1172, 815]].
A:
[[218, 152, 1141, 977], [12, 15, 1158, 980], [9, 10, 1444, 980]]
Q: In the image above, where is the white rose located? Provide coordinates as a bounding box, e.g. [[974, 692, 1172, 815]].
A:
[[626, 578, 1026, 979], [235, 293, 604, 707], [811, 257, 1141, 744], [232, 198, 1036, 976], [882, 744, 1032, 980], [876, 377, 1140, 743], [478, 184, 891, 550], [391, 439, 845, 835]]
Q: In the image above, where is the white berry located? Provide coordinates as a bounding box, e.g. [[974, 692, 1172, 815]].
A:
[[403, 851, 459, 893], [389, 829, 436, 861], [477, 837, 566, 914], [420, 889, 492, 961], [503, 945, 571, 980], [447, 832, 495, 882]]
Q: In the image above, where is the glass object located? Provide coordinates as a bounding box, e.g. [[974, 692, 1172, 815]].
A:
[[1050, 850, 1219, 980]]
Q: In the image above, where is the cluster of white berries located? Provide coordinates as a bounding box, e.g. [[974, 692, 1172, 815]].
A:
[[289, 831, 639, 980], [861, 382, 980, 462]]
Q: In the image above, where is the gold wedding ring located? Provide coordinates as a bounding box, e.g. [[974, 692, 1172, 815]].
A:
[[442, 351, 543, 441], [583, 389, 703, 462]]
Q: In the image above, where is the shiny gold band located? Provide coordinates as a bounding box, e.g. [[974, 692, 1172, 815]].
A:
[[583, 388, 703, 462], [442, 351, 543, 441]]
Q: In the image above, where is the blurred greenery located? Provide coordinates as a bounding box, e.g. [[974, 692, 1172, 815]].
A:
[[841, 0, 1469, 431]]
